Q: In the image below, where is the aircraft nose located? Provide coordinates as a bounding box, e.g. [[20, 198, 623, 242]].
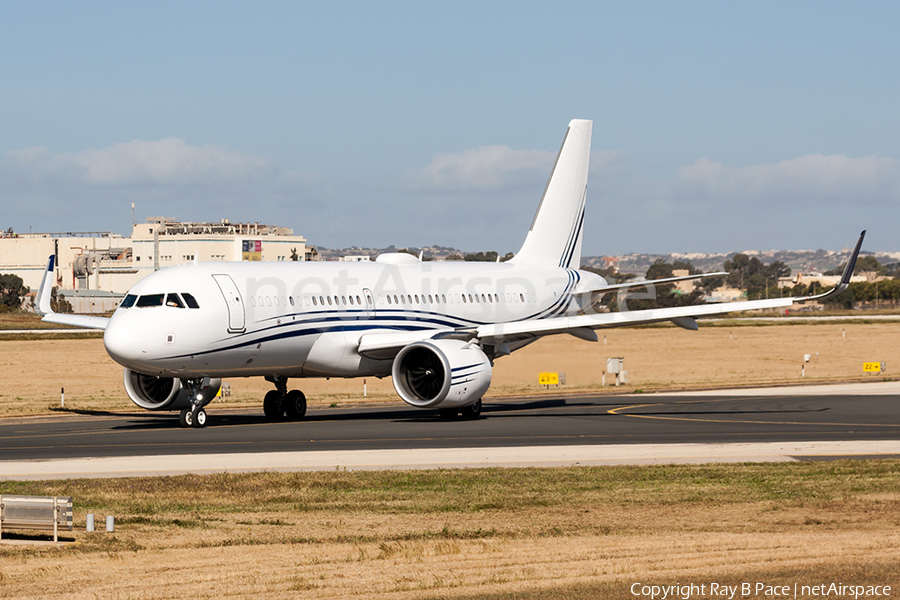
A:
[[103, 313, 145, 369]]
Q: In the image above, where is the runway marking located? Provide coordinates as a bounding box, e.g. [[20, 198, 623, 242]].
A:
[[608, 399, 900, 428]]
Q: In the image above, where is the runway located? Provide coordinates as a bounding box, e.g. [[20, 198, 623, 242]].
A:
[[1, 382, 899, 479]]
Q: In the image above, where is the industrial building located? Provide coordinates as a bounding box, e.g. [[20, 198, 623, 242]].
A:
[[1, 219, 317, 310]]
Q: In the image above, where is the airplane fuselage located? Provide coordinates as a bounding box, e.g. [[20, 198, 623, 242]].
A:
[[103, 255, 603, 380]]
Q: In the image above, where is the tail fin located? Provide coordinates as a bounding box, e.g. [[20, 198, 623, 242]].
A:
[[511, 119, 592, 269]]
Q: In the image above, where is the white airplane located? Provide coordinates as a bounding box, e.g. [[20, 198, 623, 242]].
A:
[[34, 119, 865, 427]]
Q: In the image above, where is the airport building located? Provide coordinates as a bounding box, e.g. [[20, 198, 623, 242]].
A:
[[1, 219, 317, 309]]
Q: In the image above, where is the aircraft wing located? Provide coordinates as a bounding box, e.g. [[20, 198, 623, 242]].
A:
[[475, 296, 793, 341], [34, 256, 110, 330], [359, 231, 865, 356]]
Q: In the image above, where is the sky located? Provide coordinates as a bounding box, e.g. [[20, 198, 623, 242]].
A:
[[1, 1, 898, 257]]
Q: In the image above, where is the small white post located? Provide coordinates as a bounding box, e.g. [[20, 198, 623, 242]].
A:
[[842, 328, 845, 338], [106, 516, 114, 533], [801, 365, 805, 378], [86, 513, 95, 532], [363, 379, 367, 397], [601, 371, 606, 387], [603, 335, 607, 345], [61, 387, 65, 408]]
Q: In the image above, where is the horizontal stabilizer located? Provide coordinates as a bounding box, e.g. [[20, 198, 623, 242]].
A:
[[575, 271, 728, 295]]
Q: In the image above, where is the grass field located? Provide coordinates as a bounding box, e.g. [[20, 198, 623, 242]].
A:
[[0, 320, 897, 416], [1, 316, 898, 598], [0, 462, 898, 599]]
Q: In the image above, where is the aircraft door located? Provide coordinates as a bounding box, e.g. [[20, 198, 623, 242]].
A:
[[212, 274, 246, 333], [363, 288, 375, 319]]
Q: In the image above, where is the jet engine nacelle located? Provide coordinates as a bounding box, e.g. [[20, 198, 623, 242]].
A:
[[392, 339, 492, 409], [123, 368, 221, 411]]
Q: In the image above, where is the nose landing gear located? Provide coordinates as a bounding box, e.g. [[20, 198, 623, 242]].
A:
[[263, 376, 307, 421], [179, 377, 213, 428]]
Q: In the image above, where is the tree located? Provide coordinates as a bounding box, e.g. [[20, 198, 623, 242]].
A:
[[464, 251, 498, 262], [0, 273, 28, 311], [290, 247, 299, 261], [826, 255, 886, 276], [51, 287, 72, 314]]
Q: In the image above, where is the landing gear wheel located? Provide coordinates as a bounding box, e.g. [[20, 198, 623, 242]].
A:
[[191, 407, 207, 428], [284, 390, 307, 420], [438, 408, 458, 420], [263, 390, 284, 420], [460, 399, 482, 420], [179, 408, 190, 427], [182, 408, 194, 427]]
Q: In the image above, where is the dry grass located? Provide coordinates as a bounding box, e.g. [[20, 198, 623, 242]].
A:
[[1, 321, 897, 416], [0, 462, 898, 598]]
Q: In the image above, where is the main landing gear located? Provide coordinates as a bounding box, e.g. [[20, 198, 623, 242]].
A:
[[263, 376, 307, 421], [438, 398, 483, 421], [179, 377, 213, 428]]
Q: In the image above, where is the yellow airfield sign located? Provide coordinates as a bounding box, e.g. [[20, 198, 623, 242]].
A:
[[863, 362, 881, 373], [539, 372, 559, 386]]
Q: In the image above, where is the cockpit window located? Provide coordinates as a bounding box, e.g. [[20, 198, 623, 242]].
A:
[[165, 293, 185, 308], [120, 294, 137, 308], [136, 294, 165, 307], [182, 293, 200, 309]]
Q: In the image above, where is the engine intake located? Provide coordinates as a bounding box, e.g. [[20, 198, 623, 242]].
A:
[[123, 368, 220, 411], [392, 339, 491, 409]]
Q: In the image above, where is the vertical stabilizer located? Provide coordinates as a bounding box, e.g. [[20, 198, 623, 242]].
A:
[[511, 119, 592, 269]]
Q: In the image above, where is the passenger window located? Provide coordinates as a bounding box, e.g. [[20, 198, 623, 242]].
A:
[[312, 296, 318, 306], [120, 294, 137, 308], [136, 294, 164, 307], [356, 295, 361, 305], [414, 294, 419, 303], [520, 293, 525, 302], [327, 296, 332, 305], [165, 294, 185, 308], [349, 296, 354, 305]]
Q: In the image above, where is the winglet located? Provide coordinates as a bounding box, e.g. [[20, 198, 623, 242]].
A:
[[799, 230, 866, 301], [35, 255, 56, 316]]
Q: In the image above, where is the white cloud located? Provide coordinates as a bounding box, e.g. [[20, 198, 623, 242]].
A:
[[2, 138, 896, 255], [407, 145, 555, 193], [4, 138, 277, 185], [677, 154, 900, 204]]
